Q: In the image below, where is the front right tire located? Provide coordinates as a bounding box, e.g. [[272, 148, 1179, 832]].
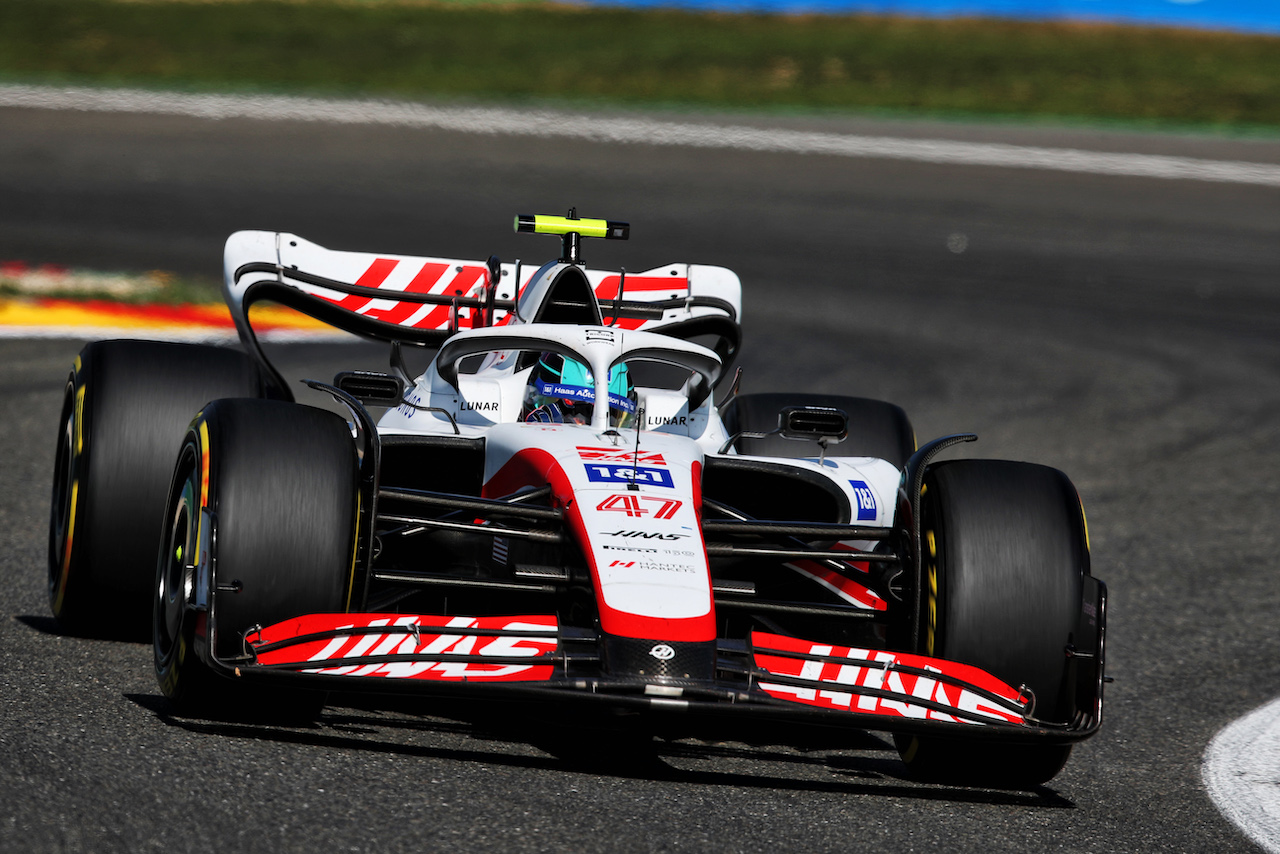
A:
[[895, 459, 1091, 788]]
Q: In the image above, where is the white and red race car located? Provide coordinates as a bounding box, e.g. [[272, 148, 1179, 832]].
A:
[[49, 212, 1105, 786]]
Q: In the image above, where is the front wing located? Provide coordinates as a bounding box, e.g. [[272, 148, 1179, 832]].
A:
[[231, 612, 1101, 744]]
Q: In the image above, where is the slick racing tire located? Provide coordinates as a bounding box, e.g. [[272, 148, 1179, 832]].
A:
[[721, 393, 915, 468], [154, 398, 359, 718], [895, 459, 1090, 788], [48, 341, 272, 639]]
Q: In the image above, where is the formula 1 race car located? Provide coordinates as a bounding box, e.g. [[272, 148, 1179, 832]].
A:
[[48, 212, 1105, 787]]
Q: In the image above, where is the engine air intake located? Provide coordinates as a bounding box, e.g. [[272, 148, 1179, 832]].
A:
[[780, 406, 848, 442], [335, 371, 405, 406]]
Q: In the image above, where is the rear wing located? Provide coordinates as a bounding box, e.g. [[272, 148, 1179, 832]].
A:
[[222, 230, 743, 358]]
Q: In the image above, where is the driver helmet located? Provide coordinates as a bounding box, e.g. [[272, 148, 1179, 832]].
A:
[[522, 353, 635, 428]]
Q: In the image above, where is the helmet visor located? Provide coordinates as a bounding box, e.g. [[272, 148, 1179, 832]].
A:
[[529, 357, 635, 427]]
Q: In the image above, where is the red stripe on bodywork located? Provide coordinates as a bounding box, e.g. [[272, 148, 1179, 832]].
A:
[[595, 275, 687, 296], [786, 559, 887, 611], [318, 257, 399, 311], [595, 275, 689, 330], [484, 447, 715, 642], [359, 261, 449, 325], [405, 266, 487, 330]]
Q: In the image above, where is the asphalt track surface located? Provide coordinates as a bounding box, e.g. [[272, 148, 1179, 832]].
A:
[[1, 102, 1279, 853]]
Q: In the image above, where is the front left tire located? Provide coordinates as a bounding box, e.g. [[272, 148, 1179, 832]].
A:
[[154, 398, 360, 716]]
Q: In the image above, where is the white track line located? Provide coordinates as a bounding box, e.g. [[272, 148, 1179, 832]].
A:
[[1203, 696, 1280, 854], [4, 84, 1280, 188]]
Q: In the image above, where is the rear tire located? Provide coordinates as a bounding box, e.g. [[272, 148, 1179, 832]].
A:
[[895, 459, 1089, 788], [153, 398, 359, 719], [48, 341, 271, 639], [721, 393, 915, 468]]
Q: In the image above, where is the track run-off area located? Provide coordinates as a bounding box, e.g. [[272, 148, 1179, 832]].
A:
[[1, 86, 1278, 853]]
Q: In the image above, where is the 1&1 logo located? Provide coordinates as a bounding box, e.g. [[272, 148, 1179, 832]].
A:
[[848, 480, 877, 521], [585, 464, 674, 488]]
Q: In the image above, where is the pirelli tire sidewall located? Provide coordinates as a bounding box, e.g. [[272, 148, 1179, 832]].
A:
[[48, 340, 269, 639]]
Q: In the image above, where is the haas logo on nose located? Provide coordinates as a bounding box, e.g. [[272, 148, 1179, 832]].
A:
[[649, 644, 676, 661]]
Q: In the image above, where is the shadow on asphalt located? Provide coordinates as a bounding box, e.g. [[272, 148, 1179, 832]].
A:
[[126, 691, 1075, 809], [16, 615, 63, 635], [16, 613, 149, 644]]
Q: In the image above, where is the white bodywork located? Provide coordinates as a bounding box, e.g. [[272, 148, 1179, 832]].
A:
[[212, 228, 1094, 742]]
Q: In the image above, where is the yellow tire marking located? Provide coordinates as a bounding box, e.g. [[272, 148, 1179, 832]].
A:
[[53, 479, 79, 614], [1078, 495, 1092, 553], [54, 381, 86, 614], [345, 491, 361, 613], [925, 529, 938, 656], [73, 384, 84, 455]]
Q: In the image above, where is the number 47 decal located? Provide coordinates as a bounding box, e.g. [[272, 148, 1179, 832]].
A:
[[596, 494, 682, 520]]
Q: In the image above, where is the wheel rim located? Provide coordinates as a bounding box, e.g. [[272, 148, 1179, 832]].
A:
[[155, 446, 198, 661], [48, 380, 76, 604]]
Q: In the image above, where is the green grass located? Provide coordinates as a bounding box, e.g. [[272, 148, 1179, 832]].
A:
[[3, 0, 1280, 126]]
